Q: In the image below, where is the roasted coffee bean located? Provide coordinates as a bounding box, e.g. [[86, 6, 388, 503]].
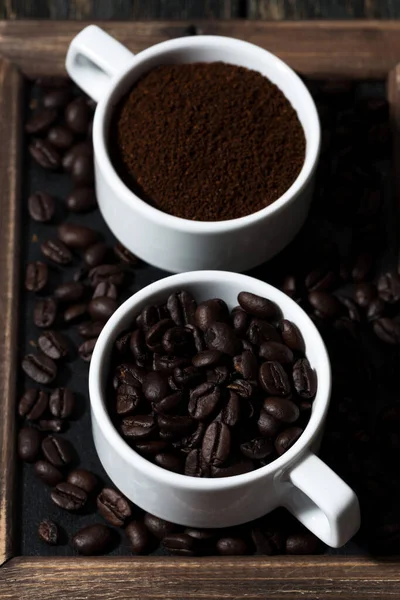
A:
[[25, 261, 48, 292], [163, 533, 197, 556], [142, 371, 170, 402], [162, 326, 193, 355], [377, 272, 400, 303], [167, 290, 197, 326], [263, 397, 300, 424], [178, 422, 206, 453], [206, 365, 230, 385], [154, 391, 182, 414], [38, 330, 69, 360], [116, 385, 143, 416], [257, 410, 282, 437], [351, 252, 372, 282], [240, 437, 273, 460], [38, 519, 59, 545], [373, 318, 400, 344], [22, 352, 57, 384], [78, 337, 97, 361], [54, 281, 85, 303], [259, 341, 294, 364], [125, 521, 154, 554], [92, 282, 118, 301], [88, 264, 125, 287], [144, 513, 177, 540], [67, 468, 98, 494], [19, 388, 48, 420], [18, 427, 41, 462], [293, 358, 317, 399], [354, 282, 377, 307], [121, 415, 157, 440], [72, 524, 115, 555], [88, 297, 117, 322], [275, 426, 303, 455], [77, 320, 104, 339], [84, 242, 110, 267], [145, 319, 174, 352], [202, 422, 231, 467], [233, 350, 258, 379], [42, 435, 74, 467], [337, 296, 361, 322], [216, 537, 249, 555], [58, 223, 98, 249], [173, 364, 202, 390], [29, 138, 61, 170], [247, 319, 280, 345], [286, 532, 320, 554], [38, 419, 64, 433], [65, 97, 91, 134], [154, 452, 184, 473], [28, 191, 55, 222], [41, 238, 72, 265], [113, 363, 146, 388], [281, 275, 302, 299], [308, 291, 343, 319], [188, 382, 221, 420], [211, 459, 254, 478], [34, 460, 63, 486], [238, 291, 279, 320], [215, 390, 241, 427], [43, 88, 71, 108], [152, 354, 188, 374], [113, 242, 139, 266], [185, 448, 209, 477], [226, 379, 254, 398], [47, 125, 74, 149], [26, 107, 58, 134], [158, 414, 195, 437], [51, 481, 87, 511], [138, 305, 160, 331], [71, 153, 94, 186], [367, 297, 385, 321], [64, 302, 87, 324], [33, 297, 57, 328], [279, 320, 305, 353], [135, 440, 170, 457], [97, 487, 131, 526], [192, 349, 223, 369], [259, 361, 291, 396], [304, 266, 336, 291], [195, 299, 229, 331], [185, 527, 216, 544], [204, 322, 241, 356], [49, 388, 74, 419], [62, 141, 93, 172], [66, 187, 97, 213]]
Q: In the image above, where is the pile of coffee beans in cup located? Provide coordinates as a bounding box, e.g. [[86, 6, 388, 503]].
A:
[[109, 291, 317, 476], [17, 75, 400, 557], [112, 62, 305, 221]]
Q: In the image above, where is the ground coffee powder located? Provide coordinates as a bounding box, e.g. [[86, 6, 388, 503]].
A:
[[113, 62, 305, 221]]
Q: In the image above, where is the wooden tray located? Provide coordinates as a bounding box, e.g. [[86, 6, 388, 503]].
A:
[[2, 20, 400, 600]]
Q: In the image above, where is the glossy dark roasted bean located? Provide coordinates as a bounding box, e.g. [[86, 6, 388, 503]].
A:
[[25, 107, 58, 134], [66, 187, 97, 213], [247, 319, 280, 345], [142, 371, 170, 402], [18, 388, 48, 420], [121, 415, 157, 440], [202, 422, 231, 467], [93, 282, 118, 300], [97, 487, 132, 526], [49, 388, 74, 419], [216, 537, 249, 555], [47, 125, 74, 150], [33, 297, 57, 328], [18, 427, 41, 462], [238, 291, 279, 320], [88, 264, 125, 287], [22, 352, 57, 384], [38, 419, 64, 433], [275, 427, 303, 455], [77, 320, 104, 339], [62, 141, 93, 172], [154, 452, 184, 473], [72, 524, 114, 556], [308, 291, 342, 319], [163, 533, 197, 556], [78, 337, 97, 361], [42, 435, 74, 467], [195, 299, 229, 331], [188, 382, 221, 420], [38, 519, 59, 545], [83, 242, 110, 267], [38, 330, 69, 360], [88, 297, 117, 322], [286, 532, 320, 554], [29, 138, 61, 170], [34, 459, 63, 486], [43, 88, 71, 108], [293, 359, 317, 399], [64, 302, 87, 324], [259, 361, 291, 396], [54, 281, 85, 303], [304, 266, 336, 292], [67, 468, 98, 494], [204, 322, 241, 356], [263, 397, 300, 423], [373, 318, 400, 344], [259, 341, 293, 364], [233, 350, 258, 379], [25, 261, 48, 292], [114, 242, 139, 266], [367, 297, 385, 321], [279, 320, 305, 353], [125, 521, 154, 554], [65, 97, 91, 134], [41, 238, 72, 265], [58, 223, 98, 249], [71, 153, 94, 186], [354, 282, 377, 307], [144, 513, 177, 539], [51, 482, 87, 511], [240, 437, 273, 460], [257, 410, 282, 437], [377, 272, 400, 303], [28, 191, 55, 222]]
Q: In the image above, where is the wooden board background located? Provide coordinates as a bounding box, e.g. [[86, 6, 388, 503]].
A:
[[2, 0, 400, 20]]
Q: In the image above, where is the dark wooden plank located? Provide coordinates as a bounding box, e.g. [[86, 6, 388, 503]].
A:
[[0, 58, 23, 566], [3, 20, 400, 79], [248, 0, 366, 20], [2, 556, 400, 599]]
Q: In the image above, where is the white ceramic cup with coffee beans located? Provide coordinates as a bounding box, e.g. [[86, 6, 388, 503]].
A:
[[66, 26, 320, 273], [89, 271, 360, 547]]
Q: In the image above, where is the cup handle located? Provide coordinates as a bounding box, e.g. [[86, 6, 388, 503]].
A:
[[65, 25, 136, 103], [283, 451, 360, 547]]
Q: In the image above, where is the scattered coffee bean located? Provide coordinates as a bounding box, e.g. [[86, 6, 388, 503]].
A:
[[38, 419, 64, 433], [43, 88, 71, 108], [163, 533, 197, 556], [28, 191, 55, 222], [33, 297, 57, 328], [64, 302, 87, 323], [38, 519, 59, 545], [84, 242, 110, 267], [114, 242, 139, 266], [97, 487, 131, 526], [49, 388, 75, 419], [216, 537, 249, 555], [286, 532, 320, 555], [22, 352, 57, 384], [42, 435, 74, 467], [54, 281, 85, 303], [275, 427, 303, 455], [34, 460, 63, 486], [308, 291, 343, 319], [29, 138, 61, 170], [77, 320, 104, 339], [26, 107, 58, 134], [62, 141, 93, 172], [72, 524, 115, 555], [58, 223, 98, 249], [66, 187, 97, 212], [67, 468, 98, 494], [71, 153, 94, 186], [304, 266, 336, 292], [51, 481, 87, 511], [47, 125, 74, 149], [125, 521, 154, 554], [93, 282, 118, 300], [25, 261, 48, 292], [38, 330, 69, 360], [279, 320, 305, 353], [88, 264, 125, 287], [78, 337, 98, 362], [373, 318, 400, 344], [88, 297, 117, 322], [18, 427, 41, 462], [65, 97, 91, 134], [18, 388, 48, 420], [144, 513, 177, 539]]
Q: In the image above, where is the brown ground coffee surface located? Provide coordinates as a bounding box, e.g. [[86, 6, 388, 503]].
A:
[[113, 62, 306, 221]]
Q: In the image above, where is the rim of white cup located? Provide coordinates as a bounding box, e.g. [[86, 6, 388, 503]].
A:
[[89, 271, 331, 491], [94, 35, 321, 233]]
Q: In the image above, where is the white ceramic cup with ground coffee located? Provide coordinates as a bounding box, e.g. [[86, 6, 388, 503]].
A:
[[66, 26, 320, 273]]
